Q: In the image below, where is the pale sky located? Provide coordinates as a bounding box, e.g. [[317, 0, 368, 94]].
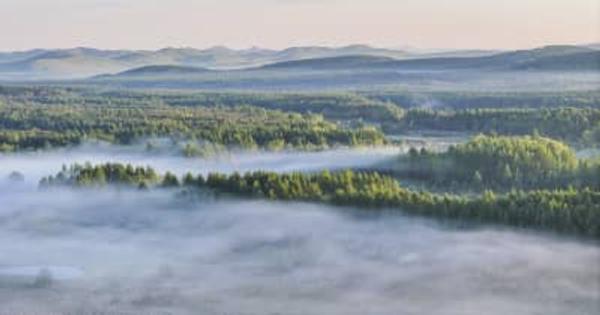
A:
[[1, 0, 598, 51]]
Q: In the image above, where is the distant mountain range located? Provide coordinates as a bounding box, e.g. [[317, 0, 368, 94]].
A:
[[0, 45, 411, 79], [0, 44, 597, 80], [256, 45, 600, 71]]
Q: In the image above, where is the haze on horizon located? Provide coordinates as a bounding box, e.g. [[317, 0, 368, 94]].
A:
[[1, 0, 598, 52]]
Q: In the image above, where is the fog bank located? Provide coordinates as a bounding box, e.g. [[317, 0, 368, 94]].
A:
[[0, 146, 598, 314], [0, 186, 598, 315], [0, 143, 401, 188]]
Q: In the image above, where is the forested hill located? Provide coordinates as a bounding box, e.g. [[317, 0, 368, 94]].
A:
[[394, 135, 599, 190]]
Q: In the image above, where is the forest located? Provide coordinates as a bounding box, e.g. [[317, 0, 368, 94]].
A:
[[2, 85, 600, 149], [40, 162, 600, 238], [0, 102, 385, 152], [392, 107, 600, 146], [2, 1, 600, 312], [5, 85, 600, 239], [363, 90, 600, 109], [394, 135, 600, 190]]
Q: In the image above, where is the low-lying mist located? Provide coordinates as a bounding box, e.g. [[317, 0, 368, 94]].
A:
[[0, 142, 401, 188], [0, 186, 598, 315], [0, 144, 598, 314]]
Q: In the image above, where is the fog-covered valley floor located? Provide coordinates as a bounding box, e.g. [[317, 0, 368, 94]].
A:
[[0, 143, 402, 188], [0, 146, 599, 315]]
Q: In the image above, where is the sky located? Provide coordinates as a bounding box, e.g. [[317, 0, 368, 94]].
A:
[[1, 0, 598, 51]]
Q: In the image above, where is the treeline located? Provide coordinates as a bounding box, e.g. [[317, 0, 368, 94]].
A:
[[389, 107, 600, 145], [397, 135, 600, 190], [363, 90, 600, 109], [40, 163, 161, 188], [3, 85, 600, 148], [0, 130, 82, 152], [40, 163, 600, 238], [0, 85, 403, 123], [0, 103, 385, 152], [9, 85, 600, 130], [143, 91, 404, 123], [200, 171, 600, 238], [5, 86, 598, 113]]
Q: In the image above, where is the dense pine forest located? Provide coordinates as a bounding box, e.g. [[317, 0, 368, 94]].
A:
[[2, 86, 600, 150], [40, 162, 600, 238], [0, 102, 385, 152], [4, 85, 600, 238], [38, 135, 600, 239], [395, 135, 600, 190], [394, 107, 600, 145]]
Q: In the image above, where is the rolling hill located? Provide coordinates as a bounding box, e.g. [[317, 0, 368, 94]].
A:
[[108, 65, 212, 77], [257, 45, 600, 72], [1, 44, 597, 81], [259, 55, 396, 70], [0, 45, 409, 80]]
